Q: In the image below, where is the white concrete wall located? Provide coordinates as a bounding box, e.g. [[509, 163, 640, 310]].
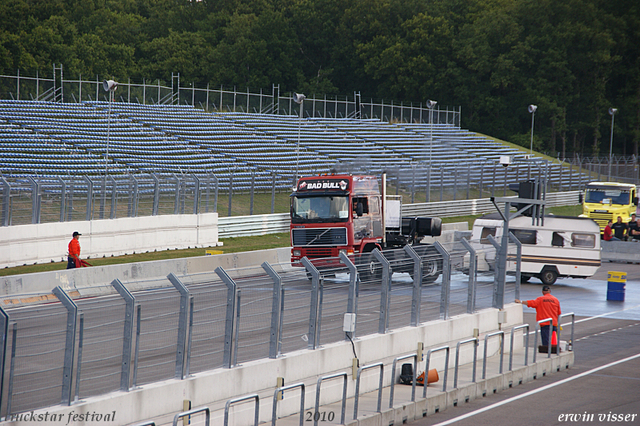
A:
[[0, 247, 291, 299], [0, 213, 219, 269]]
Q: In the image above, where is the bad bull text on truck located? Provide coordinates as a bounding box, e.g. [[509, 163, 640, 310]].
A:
[[290, 174, 444, 282]]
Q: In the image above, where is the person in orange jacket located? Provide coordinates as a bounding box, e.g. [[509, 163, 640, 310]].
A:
[[67, 231, 81, 269], [515, 285, 561, 347]]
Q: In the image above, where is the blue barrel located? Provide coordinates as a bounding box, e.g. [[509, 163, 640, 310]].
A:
[[607, 271, 626, 301]]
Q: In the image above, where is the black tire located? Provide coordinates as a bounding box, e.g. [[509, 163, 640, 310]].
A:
[[421, 258, 441, 283], [539, 269, 558, 286], [358, 253, 381, 282], [520, 274, 531, 283]]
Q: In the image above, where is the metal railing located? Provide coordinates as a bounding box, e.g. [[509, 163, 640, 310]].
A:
[[482, 331, 505, 379], [423, 346, 450, 397], [389, 353, 418, 408], [353, 363, 384, 420], [1, 68, 460, 124], [453, 338, 479, 388], [509, 324, 530, 371], [0, 234, 520, 417]]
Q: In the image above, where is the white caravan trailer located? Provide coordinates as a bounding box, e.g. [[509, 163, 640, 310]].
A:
[[469, 215, 601, 285]]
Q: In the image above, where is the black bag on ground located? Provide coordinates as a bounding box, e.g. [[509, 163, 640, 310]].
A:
[[399, 363, 413, 385]]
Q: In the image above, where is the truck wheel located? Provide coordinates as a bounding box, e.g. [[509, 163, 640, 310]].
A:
[[539, 268, 558, 286], [421, 259, 441, 284], [357, 254, 381, 283]]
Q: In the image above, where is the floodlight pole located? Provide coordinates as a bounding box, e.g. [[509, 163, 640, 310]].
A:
[[293, 93, 305, 184], [608, 108, 617, 182], [528, 105, 537, 156], [100, 79, 118, 219], [427, 100, 437, 202]]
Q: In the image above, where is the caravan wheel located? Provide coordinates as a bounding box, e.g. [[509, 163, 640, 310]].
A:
[[539, 268, 558, 286]]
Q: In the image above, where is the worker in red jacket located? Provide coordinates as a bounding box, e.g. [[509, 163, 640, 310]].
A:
[[515, 285, 561, 347], [67, 231, 82, 269], [603, 220, 615, 241]]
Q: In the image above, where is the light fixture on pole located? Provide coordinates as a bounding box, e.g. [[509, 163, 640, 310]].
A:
[[102, 79, 118, 177], [426, 100, 437, 203], [293, 92, 306, 183], [608, 107, 618, 181], [528, 104, 537, 155], [101, 79, 118, 219]]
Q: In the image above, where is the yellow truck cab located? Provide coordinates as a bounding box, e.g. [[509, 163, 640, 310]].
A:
[[581, 182, 638, 232]]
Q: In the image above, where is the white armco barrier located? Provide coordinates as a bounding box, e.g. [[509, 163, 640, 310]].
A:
[[0, 213, 219, 269]]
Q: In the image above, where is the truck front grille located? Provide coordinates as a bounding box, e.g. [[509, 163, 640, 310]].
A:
[[292, 228, 348, 246]]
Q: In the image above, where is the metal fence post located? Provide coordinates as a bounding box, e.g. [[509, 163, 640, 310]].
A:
[[185, 296, 194, 378], [173, 175, 181, 215], [2, 177, 11, 226], [215, 267, 238, 368], [27, 177, 41, 224], [167, 273, 190, 379], [403, 245, 422, 326], [509, 231, 522, 300], [249, 171, 255, 215], [0, 307, 9, 415], [111, 279, 135, 390], [459, 238, 477, 314], [192, 175, 201, 215], [228, 171, 234, 217], [433, 242, 451, 319], [83, 176, 93, 221], [271, 172, 276, 214], [340, 252, 359, 340], [74, 313, 84, 402], [262, 262, 284, 359], [151, 174, 160, 216], [109, 176, 117, 219], [6, 323, 17, 417], [58, 177, 67, 222], [132, 304, 141, 388], [52, 286, 78, 406], [301, 257, 322, 349], [372, 249, 391, 334], [67, 177, 74, 222]]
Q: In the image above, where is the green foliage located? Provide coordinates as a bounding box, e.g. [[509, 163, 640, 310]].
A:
[[0, 0, 638, 157]]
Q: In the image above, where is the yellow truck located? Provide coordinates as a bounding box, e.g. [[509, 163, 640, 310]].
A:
[[580, 182, 638, 232]]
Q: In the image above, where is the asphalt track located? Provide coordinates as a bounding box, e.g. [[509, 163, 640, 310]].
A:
[[409, 262, 640, 426]]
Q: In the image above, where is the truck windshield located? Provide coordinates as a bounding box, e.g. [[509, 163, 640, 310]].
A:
[[585, 189, 630, 205], [291, 195, 349, 223]]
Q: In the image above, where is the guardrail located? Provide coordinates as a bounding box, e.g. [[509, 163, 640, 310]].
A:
[[218, 191, 580, 238]]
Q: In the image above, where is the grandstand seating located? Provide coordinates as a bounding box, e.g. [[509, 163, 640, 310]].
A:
[[0, 100, 587, 192]]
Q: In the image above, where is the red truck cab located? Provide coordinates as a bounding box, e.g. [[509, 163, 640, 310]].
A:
[[290, 175, 383, 262]]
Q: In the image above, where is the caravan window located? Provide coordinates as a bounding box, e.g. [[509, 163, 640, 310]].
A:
[[572, 233, 596, 248], [552, 232, 564, 247], [512, 229, 537, 245], [480, 227, 496, 244]]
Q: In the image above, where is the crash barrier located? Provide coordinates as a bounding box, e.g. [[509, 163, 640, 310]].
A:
[[0, 212, 220, 269], [509, 324, 530, 370], [453, 338, 478, 388], [173, 407, 210, 426], [558, 312, 576, 352], [0, 238, 521, 417], [224, 395, 259, 426], [533, 317, 555, 362], [271, 383, 305, 426], [389, 354, 418, 408], [482, 331, 504, 379], [601, 241, 640, 264], [239, 327, 544, 426], [353, 363, 384, 420], [314, 373, 348, 426], [423, 346, 450, 397]]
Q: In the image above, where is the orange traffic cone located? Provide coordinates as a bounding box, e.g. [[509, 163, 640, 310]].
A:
[[552, 330, 558, 346]]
